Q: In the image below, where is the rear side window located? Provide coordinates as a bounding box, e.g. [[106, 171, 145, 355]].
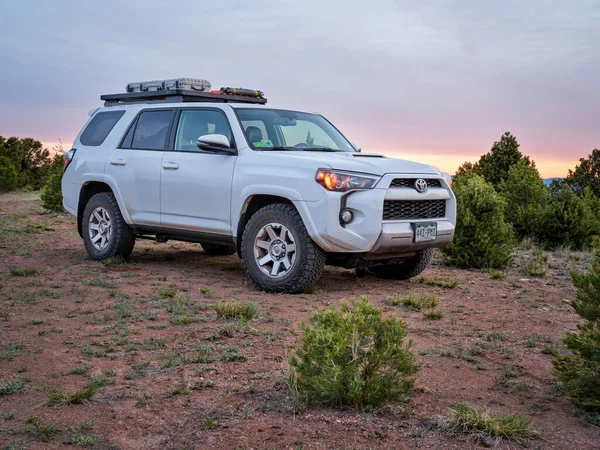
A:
[[130, 110, 173, 150], [80, 110, 125, 146]]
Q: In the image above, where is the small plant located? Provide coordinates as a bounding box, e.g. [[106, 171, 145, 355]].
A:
[[23, 416, 61, 442], [423, 309, 445, 320], [102, 256, 125, 266], [418, 275, 460, 288], [221, 345, 247, 362], [10, 267, 38, 277], [41, 168, 64, 212], [196, 344, 215, 363], [490, 270, 507, 280], [523, 247, 548, 277], [125, 361, 150, 380], [66, 364, 91, 376], [0, 342, 23, 361], [45, 379, 105, 405], [0, 379, 25, 396], [446, 404, 539, 444], [199, 287, 212, 298], [288, 296, 419, 409], [169, 385, 190, 396], [158, 288, 177, 298], [214, 301, 258, 321], [402, 293, 438, 311], [64, 419, 97, 446]]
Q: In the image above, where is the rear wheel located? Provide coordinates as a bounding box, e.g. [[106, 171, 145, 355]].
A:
[[82, 192, 135, 261], [241, 204, 325, 293], [200, 242, 236, 256], [371, 248, 434, 280]]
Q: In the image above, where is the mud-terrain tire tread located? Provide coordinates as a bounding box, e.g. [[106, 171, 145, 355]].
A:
[[372, 248, 434, 280], [82, 192, 135, 261], [241, 203, 325, 294], [200, 242, 236, 256]]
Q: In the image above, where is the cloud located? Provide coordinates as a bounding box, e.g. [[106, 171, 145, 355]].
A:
[[0, 0, 598, 176]]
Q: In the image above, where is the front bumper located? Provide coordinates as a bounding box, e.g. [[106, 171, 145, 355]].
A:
[[294, 173, 456, 254]]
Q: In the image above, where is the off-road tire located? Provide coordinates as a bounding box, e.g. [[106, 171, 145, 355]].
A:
[[82, 192, 135, 261], [200, 242, 236, 256], [241, 203, 325, 294], [371, 248, 434, 280]]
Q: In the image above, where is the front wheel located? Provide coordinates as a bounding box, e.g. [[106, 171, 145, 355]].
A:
[[82, 192, 135, 261], [241, 204, 325, 294], [371, 248, 434, 280]]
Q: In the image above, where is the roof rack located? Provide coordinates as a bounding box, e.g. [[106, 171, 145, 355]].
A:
[[101, 89, 267, 106]]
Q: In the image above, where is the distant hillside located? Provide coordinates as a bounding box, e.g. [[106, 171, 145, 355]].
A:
[[544, 178, 562, 186]]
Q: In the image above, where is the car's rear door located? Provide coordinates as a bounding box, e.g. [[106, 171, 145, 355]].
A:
[[160, 107, 237, 235], [104, 108, 174, 226]]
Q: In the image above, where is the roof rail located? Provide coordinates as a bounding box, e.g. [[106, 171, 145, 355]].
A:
[[101, 89, 267, 107]]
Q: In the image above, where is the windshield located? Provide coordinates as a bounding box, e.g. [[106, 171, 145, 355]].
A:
[[235, 108, 355, 152]]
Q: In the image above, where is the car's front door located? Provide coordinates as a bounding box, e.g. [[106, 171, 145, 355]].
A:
[[160, 108, 237, 235], [104, 108, 174, 226]]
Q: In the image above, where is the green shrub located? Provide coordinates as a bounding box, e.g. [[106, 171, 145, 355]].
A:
[[40, 171, 63, 212], [497, 160, 548, 239], [553, 239, 600, 411], [441, 174, 516, 269], [288, 296, 419, 409], [523, 248, 548, 277], [0, 155, 20, 192], [538, 187, 600, 250]]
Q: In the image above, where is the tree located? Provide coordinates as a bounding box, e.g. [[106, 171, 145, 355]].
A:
[[477, 132, 531, 187], [0, 136, 53, 190], [553, 239, 600, 412], [497, 160, 549, 239], [537, 186, 600, 250], [40, 153, 65, 212], [0, 155, 20, 192], [441, 173, 516, 268], [563, 149, 600, 197]]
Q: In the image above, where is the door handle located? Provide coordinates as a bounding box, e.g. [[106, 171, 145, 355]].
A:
[[110, 158, 126, 166], [162, 162, 179, 170]]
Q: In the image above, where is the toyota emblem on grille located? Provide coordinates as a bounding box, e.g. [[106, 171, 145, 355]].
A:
[[414, 179, 428, 193]]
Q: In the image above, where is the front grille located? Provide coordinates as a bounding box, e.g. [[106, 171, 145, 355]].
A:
[[390, 178, 442, 188], [383, 200, 446, 221]]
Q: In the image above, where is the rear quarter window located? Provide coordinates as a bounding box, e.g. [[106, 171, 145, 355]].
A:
[[80, 110, 126, 146]]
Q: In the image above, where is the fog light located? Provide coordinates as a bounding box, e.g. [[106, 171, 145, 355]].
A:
[[340, 209, 353, 224]]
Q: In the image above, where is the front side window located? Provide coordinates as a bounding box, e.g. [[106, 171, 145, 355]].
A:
[[80, 110, 125, 146], [174, 109, 233, 151], [235, 108, 354, 152], [131, 110, 173, 150]]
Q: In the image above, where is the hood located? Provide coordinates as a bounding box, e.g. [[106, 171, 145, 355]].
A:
[[260, 151, 441, 176]]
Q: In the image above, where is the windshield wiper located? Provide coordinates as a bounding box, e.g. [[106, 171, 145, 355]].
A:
[[258, 146, 293, 151]]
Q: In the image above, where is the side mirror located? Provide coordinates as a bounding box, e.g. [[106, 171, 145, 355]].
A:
[[351, 142, 362, 153], [197, 134, 236, 154]]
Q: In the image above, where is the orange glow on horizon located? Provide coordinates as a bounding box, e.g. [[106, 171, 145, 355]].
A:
[[373, 148, 576, 179]]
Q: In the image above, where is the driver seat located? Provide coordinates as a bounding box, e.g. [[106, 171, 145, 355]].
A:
[[245, 126, 263, 144]]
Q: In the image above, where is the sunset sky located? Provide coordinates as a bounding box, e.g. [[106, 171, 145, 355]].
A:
[[1, 0, 598, 177]]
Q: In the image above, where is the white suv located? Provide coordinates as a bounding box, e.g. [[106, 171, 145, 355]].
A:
[[62, 79, 456, 293]]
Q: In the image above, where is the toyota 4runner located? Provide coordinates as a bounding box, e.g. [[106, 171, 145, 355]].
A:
[[62, 78, 456, 293]]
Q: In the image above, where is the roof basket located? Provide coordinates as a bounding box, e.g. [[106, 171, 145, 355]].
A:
[[101, 78, 267, 106]]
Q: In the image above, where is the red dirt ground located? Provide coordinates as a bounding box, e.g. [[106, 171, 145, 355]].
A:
[[1, 192, 599, 449]]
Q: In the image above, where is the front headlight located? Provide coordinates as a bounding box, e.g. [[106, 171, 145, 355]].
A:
[[315, 169, 380, 192]]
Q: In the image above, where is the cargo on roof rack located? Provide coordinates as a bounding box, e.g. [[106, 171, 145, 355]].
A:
[[101, 78, 267, 106]]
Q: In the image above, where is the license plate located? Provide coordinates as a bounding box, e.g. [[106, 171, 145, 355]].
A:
[[414, 223, 437, 242]]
